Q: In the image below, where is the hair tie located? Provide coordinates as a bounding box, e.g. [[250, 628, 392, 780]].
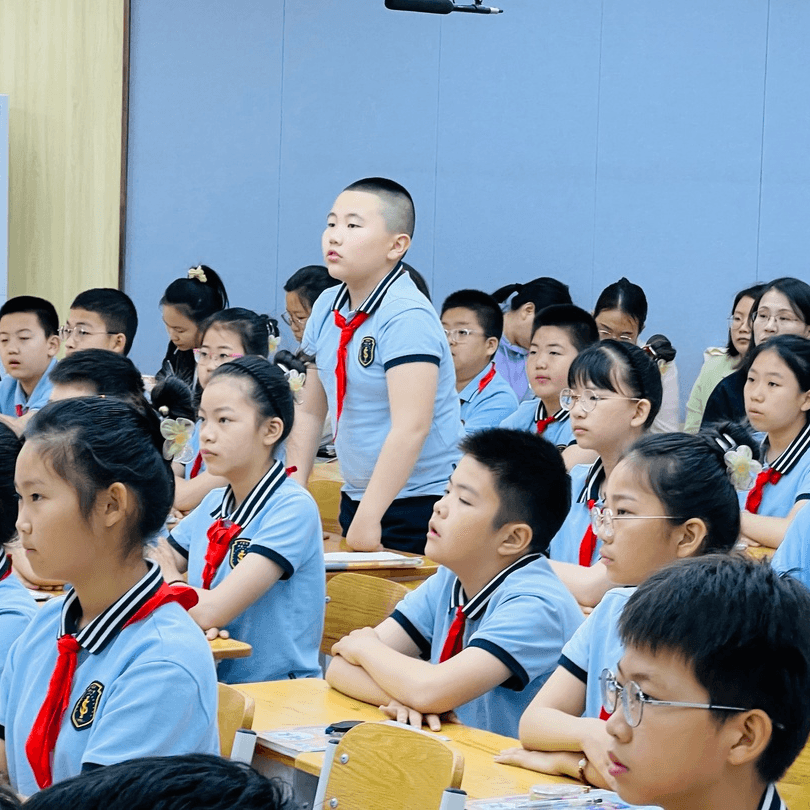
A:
[[267, 326, 281, 355], [188, 265, 207, 283], [275, 361, 305, 404], [158, 408, 195, 464], [722, 441, 762, 492]]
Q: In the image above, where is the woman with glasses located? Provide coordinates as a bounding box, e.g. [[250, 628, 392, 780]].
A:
[[496, 424, 753, 789], [282, 265, 340, 344], [684, 283, 766, 433], [702, 277, 810, 429]]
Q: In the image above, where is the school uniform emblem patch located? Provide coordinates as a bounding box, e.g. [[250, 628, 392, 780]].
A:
[[229, 539, 251, 568], [358, 337, 375, 367], [71, 681, 104, 730]]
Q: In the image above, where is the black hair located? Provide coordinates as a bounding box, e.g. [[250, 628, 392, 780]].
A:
[[26, 398, 175, 556], [160, 265, 229, 325], [49, 349, 145, 402], [208, 355, 300, 443], [754, 277, 810, 329], [619, 554, 810, 783], [24, 753, 297, 810], [151, 375, 196, 422], [70, 288, 139, 355], [532, 304, 599, 352], [200, 308, 280, 358], [748, 334, 810, 395], [593, 277, 648, 332], [0, 295, 59, 338], [492, 277, 572, 313], [620, 422, 757, 555], [459, 428, 570, 554], [441, 289, 504, 341], [0, 787, 20, 810], [0, 423, 21, 545], [568, 340, 663, 429], [283, 264, 340, 310], [343, 177, 415, 237], [727, 283, 767, 358], [402, 262, 431, 301], [642, 334, 677, 364]]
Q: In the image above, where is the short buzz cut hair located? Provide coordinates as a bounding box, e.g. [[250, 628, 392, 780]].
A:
[[344, 177, 415, 237], [441, 289, 504, 341], [459, 428, 570, 554], [619, 555, 810, 784], [71, 288, 138, 355], [532, 304, 599, 352], [0, 295, 59, 337]]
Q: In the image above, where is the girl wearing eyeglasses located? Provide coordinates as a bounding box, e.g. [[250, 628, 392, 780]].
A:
[[546, 341, 662, 603], [702, 277, 810, 429], [496, 423, 754, 788]]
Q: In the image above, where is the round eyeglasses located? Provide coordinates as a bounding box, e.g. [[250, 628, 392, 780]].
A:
[[752, 310, 803, 328], [443, 328, 484, 343], [281, 311, 307, 327], [559, 388, 641, 413], [589, 506, 683, 539], [58, 325, 118, 342], [193, 348, 244, 366], [599, 668, 748, 728]]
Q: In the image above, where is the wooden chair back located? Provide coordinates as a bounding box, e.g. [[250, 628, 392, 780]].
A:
[[321, 572, 409, 656], [320, 722, 464, 810], [779, 737, 810, 810], [309, 476, 342, 534], [217, 682, 255, 758]]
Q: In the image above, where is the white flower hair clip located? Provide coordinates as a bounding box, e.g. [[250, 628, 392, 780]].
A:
[[285, 369, 305, 404], [158, 406, 196, 464], [268, 333, 281, 354], [188, 265, 207, 283], [723, 444, 762, 492]]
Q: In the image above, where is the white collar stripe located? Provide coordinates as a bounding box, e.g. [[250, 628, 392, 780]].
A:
[[0, 547, 9, 579], [449, 554, 542, 620], [577, 458, 605, 504], [59, 561, 164, 654], [212, 459, 287, 527], [533, 402, 569, 424], [758, 785, 786, 810], [331, 263, 403, 316], [769, 421, 810, 475]]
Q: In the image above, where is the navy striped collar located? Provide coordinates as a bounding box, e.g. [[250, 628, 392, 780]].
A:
[[331, 262, 404, 316], [448, 554, 541, 621], [210, 459, 287, 527], [534, 400, 570, 424], [762, 420, 810, 476], [577, 458, 605, 504], [0, 547, 10, 580], [60, 560, 164, 654], [758, 784, 786, 810]]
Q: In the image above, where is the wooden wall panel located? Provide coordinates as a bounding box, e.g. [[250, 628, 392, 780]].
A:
[[0, 0, 125, 320]]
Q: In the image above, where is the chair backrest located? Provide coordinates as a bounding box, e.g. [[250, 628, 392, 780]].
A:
[[309, 476, 342, 534], [217, 682, 255, 758], [321, 572, 409, 656], [779, 737, 810, 810], [319, 722, 464, 810]]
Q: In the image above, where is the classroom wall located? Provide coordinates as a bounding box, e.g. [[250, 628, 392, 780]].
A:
[[0, 0, 125, 318], [125, 0, 810, 410]]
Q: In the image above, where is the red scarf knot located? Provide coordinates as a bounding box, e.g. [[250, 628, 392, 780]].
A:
[[744, 468, 782, 514], [439, 606, 466, 662], [578, 499, 598, 567], [202, 518, 243, 589], [536, 415, 556, 435], [332, 310, 370, 437]]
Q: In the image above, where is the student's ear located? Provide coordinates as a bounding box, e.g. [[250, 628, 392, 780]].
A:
[[386, 233, 411, 263], [110, 333, 127, 354], [99, 482, 129, 529], [629, 398, 651, 428], [518, 302, 535, 323], [497, 522, 533, 558], [484, 336, 499, 358], [673, 517, 708, 558], [799, 388, 810, 413], [46, 334, 61, 357], [261, 416, 285, 448], [725, 709, 773, 769]]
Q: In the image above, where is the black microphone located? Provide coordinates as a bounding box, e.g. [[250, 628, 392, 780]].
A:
[[385, 0, 454, 13]]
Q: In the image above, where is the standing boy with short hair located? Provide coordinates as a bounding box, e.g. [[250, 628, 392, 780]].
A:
[[62, 288, 138, 356], [441, 289, 518, 434], [0, 296, 60, 431], [326, 428, 583, 738], [288, 178, 463, 554], [604, 554, 810, 810]]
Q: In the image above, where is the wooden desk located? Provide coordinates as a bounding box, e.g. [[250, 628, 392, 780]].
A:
[[324, 535, 439, 585], [241, 679, 572, 800], [209, 637, 252, 661], [746, 545, 776, 560]]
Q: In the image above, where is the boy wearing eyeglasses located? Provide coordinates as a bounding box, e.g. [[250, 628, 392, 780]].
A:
[[500, 305, 598, 451], [440, 290, 518, 435], [61, 288, 138, 357], [604, 555, 810, 810]]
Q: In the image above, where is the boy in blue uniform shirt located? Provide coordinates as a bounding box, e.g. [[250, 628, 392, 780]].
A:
[[0, 296, 60, 432], [290, 178, 462, 554], [440, 289, 518, 435], [604, 555, 810, 810], [326, 428, 583, 738], [501, 304, 598, 451]]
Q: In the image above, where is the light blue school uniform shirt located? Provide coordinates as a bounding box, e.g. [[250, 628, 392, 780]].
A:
[[772, 502, 810, 589], [391, 555, 583, 738], [0, 356, 57, 417], [0, 561, 219, 796], [459, 362, 518, 435], [743, 422, 810, 518], [0, 549, 37, 677], [302, 265, 463, 501], [559, 586, 635, 719], [500, 399, 575, 448], [549, 459, 605, 565], [169, 459, 325, 683], [494, 335, 532, 402]]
